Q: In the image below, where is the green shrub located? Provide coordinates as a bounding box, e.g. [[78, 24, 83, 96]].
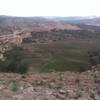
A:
[[0, 46, 29, 74], [87, 49, 100, 66]]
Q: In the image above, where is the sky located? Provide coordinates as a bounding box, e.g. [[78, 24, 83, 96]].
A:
[[0, 0, 100, 17]]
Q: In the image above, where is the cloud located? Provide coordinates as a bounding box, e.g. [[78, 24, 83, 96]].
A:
[[0, 0, 100, 16]]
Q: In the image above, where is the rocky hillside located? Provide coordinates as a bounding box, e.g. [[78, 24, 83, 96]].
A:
[[0, 16, 80, 35], [1, 16, 100, 45], [53, 16, 100, 26], [0, 16, 100, 100], [0, 66, 99, 100]]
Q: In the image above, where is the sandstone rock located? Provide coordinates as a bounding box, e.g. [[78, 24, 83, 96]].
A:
[[59, 89, 66, 94]]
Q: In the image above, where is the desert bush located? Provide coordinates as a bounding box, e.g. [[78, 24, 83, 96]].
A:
[[0, 46, 29, 74], [10, 81, 19, 92], [87, 49, 100, 66]]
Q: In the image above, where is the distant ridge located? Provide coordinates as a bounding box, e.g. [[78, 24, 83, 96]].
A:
[[0, 15, 80, 35]]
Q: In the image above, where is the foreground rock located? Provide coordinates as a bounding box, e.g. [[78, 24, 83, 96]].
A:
[[0, 69, 99, 100]]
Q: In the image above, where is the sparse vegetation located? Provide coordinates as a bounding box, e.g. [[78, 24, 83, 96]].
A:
[[0, 40, 100, 73], [87, 49, 100, 66], [0, 46, 29, 74], [0, 16, 100, 100], [23, 40, 100, 73], [10, 81, 18, 92]]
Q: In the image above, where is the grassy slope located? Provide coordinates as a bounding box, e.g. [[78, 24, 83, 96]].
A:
[[22, 40, 100, 73]]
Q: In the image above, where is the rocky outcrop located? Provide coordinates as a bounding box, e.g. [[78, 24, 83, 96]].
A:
[[0, 68, 99, 100]]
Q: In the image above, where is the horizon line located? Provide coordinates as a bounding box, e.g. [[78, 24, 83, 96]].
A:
[[0, 15, 100, 18]]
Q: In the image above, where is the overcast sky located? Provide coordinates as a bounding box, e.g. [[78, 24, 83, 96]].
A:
[[0, 0, 100, 17]]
